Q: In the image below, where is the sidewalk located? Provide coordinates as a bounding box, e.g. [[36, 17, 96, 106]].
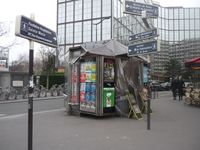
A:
[[0, 91, 200, 150]]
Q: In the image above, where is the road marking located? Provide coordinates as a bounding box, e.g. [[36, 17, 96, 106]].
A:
[[0, 108, 65, 120], [0, 114, 6, 117]]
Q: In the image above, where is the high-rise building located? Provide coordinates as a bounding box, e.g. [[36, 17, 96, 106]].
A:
[[57, 0, 200, 79], [57, 0, 125, 58]]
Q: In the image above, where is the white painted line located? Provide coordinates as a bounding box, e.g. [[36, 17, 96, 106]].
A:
[[0, 108, 65, 120], [0, 114, 6, 117]]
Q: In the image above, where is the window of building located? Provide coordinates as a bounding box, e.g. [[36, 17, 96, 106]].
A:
[[58, 25, 65, 44], [195, 19, 200, 30], [169, 9, 173, 19], [66, 23, 73, 44], [190, 30, 195, 39], [184, 20, 189, 30], [66, 2, 73, 22], [83, 21, 91, 42], [179, 20, 184, 30], [169, 31, 174, 42], [161, 29, 165, 40], [196, 30, 200, 38], [165, 30, 169, 41], [161, 18, 165, 29], [161, 7, 165, 18], [102, 0, 111, 17], [153, 18, 158, 28], [185, 30, 189, 40], [195, 8, 200, 19], [180, 31, 184, 41], [174, 20, 179, 30], [165, 19, 169, 30], [58, 3, 65, 23], [75, 0, 82, 21], [179, 9, 184, 19], [58, 0, 65, 2], [184, 8, 190, 19], [169, 20, 173, 30], [92, 19, 101, 41], [158, 18, 161, 29], [174, 31, 179, 41], [190, 19, 195, 30], [84, 0, 91, 19], [174, 9, 179, 19], [102, 18, 111, 40], [93, 0, 101, 18], [74, 22, 82, 43], [190, 8, 195, 19]]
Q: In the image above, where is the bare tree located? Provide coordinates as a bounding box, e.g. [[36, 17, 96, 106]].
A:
[[36, 45, 56, 89], [9, 53, 29, 72], [0, 22, 7, 37]]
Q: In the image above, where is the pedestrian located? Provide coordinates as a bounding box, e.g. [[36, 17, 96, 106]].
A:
[[177, 76, 185, 101], [171, 76, 178, 100]]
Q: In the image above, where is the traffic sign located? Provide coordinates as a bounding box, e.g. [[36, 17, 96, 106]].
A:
[[15, 15, 57, 48], [129, 28, 157, 41], [124, 1, 158, 18], [128, 40, 157, 56]]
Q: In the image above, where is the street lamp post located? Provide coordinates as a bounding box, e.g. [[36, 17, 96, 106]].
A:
[[93, 17, 110, 41]]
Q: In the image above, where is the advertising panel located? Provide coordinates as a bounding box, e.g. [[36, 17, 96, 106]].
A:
[[80, 59, 96, 113], [71, 63, 78, 104], [103, 88, 115, 108]]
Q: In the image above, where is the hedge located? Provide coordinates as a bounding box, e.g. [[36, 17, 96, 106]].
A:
[[34, 73, 65, 89]]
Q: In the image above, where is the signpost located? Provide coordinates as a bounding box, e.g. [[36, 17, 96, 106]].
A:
[[129, 28, 157, 41], [124, 0, 158, 18], [15, 15, 57, 150], [15, 15, 57, 48], [124, 1, 159, 131], [128, 40, 157, 56]]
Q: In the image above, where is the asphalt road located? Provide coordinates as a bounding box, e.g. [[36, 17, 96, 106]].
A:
[[0, 96, 65, 116], [0, 91, 200, 150]]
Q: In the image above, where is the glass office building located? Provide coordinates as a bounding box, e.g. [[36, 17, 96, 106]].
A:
[[57, 0, 125, 58], [152, 6, 200, 76], [57, 0, 200, 77]]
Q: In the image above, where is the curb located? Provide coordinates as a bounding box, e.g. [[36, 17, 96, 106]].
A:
[[0, 96, 64, 104]]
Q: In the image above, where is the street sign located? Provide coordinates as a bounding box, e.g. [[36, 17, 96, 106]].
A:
[[129, 28, 157, 41], [128, 40, 157, 56], [15, 15, 57, 48], [124, 1, 158, 18]]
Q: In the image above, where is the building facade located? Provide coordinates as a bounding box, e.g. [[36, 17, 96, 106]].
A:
[[57, 0, 126, 58], [0, 46, 9, 71], [152, 6, 200, 78], [57, 0, 200, 79]]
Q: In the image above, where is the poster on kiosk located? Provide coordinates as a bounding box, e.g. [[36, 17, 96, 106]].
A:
[[80, 58, 96, 113], [103, 59, 115, 113]]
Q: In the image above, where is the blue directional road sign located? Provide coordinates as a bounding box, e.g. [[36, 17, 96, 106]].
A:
[[15, 15, 57, 48], [129, 28, 157, 41], [124, 1, 158, 18], [128, 40, 157, 56]]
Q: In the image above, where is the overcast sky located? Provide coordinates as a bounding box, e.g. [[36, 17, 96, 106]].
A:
[[0, 0, 200, 62]]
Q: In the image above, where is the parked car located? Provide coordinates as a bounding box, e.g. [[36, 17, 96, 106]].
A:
[[150, 80, 164, 91], [160, 82, 171, 91], [184, 82, 193, 88]]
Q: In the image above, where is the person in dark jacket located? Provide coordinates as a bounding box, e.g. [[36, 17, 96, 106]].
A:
[[177, 76, 185, 101], [171, 76, 178, 100]]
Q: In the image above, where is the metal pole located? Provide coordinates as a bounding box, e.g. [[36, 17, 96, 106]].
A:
[[147, 82, 151, 130], [28, 40, 34, 150], [96, 24, 97, 41]]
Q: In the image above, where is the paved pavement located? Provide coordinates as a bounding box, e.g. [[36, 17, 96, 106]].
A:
[[0, 91, 200, 150]]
